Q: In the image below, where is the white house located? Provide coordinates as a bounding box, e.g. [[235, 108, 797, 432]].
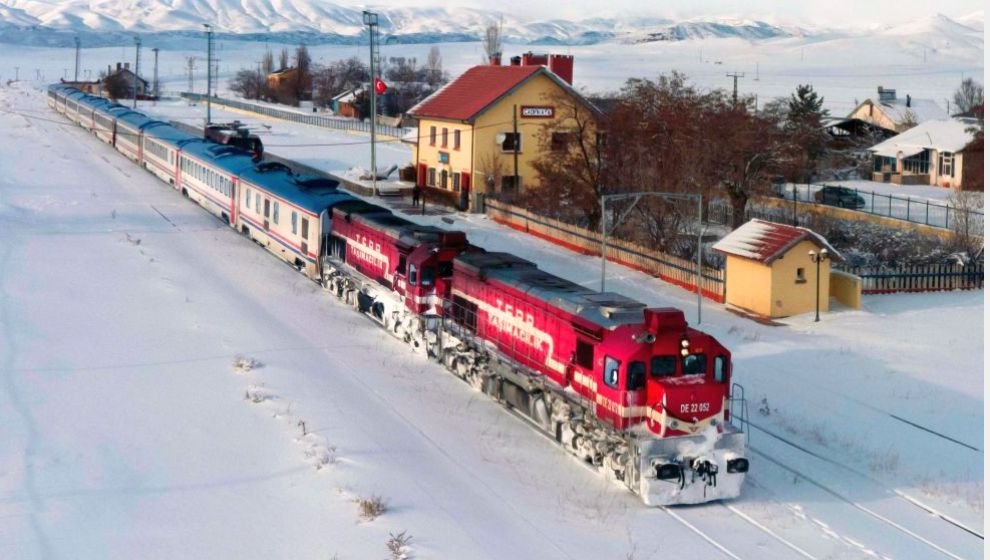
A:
[[869, 119, 977, 188], [848, 86, 948, 132]]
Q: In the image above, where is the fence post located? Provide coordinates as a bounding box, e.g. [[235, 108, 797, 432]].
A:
[[888, 194, 892, 217], [925, 200, 929, 225], [907, 198, 911, 222]]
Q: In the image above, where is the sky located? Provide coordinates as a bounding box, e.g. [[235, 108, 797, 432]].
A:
[[369, 0, 984, 26]]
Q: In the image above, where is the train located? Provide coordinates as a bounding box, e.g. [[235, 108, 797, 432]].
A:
[[47, 84, 749, 506]]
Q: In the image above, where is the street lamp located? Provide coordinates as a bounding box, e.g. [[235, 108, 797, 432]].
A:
[[808, 248, 829, 322]]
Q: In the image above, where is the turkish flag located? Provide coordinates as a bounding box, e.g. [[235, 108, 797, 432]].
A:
[[374, 78, 387, 95]]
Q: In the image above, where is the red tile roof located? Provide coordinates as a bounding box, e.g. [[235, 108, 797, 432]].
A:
[[408, 65, 544, 122], [712, 219, 843, 265]]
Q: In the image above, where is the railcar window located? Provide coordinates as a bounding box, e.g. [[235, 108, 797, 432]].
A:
[[683, 353, 707, 375], [301, 218, 309, 240], [603, 356, 621, 389], [255, 193, 261, 213], [273, 202, 280, 224], [291, 211, 298, 234], [575, 340, 594, 370], [714, 356, 728, 383], [650, 356, 677, 378], [245, 188, 251, 209]]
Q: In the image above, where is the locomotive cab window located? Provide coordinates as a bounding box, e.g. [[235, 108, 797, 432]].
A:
[[650, 356, 677, 378], [420, 267, 435, 287], [574, 339, 594, 370], [714, 355, 728, 383], [438, 261, 453, 278], [628, 361, 646, 391], [408, 264, 418, 285], [603, 356, 621, 389], [683, 353, 707, 376]]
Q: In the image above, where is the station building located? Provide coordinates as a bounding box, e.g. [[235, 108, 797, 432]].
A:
[[407, 53, 600, 210]]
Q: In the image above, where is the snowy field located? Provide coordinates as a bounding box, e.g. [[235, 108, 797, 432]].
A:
[[1, 70, 984, 560]]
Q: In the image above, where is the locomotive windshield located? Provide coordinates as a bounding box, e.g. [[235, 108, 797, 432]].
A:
[[683, 353, 707, 375], [650, 356, 676, 378], [420, 267, 435, 286]]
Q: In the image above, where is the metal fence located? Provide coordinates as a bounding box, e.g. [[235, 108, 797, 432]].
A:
[[179, 92, 409, 139], [837, 263, 984, 294], [485, 199, 726, 302], [769, 183, 983, 235]]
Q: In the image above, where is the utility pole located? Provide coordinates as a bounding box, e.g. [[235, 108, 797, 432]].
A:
[[512, 104, 519, 191], [204, 24, 214, 125], [363, 10, 380, 196], [185, 56, 196, 94], [74, 36, 81, 81], [133, 36, 141, 108], [152, 47, 160, 100], [726, 72, 745, 104]]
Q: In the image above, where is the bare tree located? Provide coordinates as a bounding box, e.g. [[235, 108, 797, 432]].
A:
[[278, 47, 289, 70], [100, 71, 130, 100], [482, 18, 503, 63], [229, 68, 265, 100], [953, 78, 984, 115], [261, 50, 274, 75], [294, 43, 312, 101], [425, 46, 444, 87]]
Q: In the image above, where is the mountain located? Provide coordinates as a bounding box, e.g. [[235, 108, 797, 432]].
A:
[[0, 0, 981, 49]]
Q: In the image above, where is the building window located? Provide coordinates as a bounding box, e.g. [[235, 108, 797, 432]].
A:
[[500, 132, 520, 153], [453, 129, 460, 150], [428, 167, 436, 187], [440, 169, 449, 190], [550, 132, 574, 152], [452, 172, 461, 192], [441, 128, 448, 147], [940, 152, 955, 177], [501, 175, 520, 191], [902, 151, 930, 174], [796, 267, 807, 284], [429, 126, 436, 146]]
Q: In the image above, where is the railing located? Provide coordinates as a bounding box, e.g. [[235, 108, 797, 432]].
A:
[[179, 92, 409, 140], [759, 183, 983, 235], [837, 263, 984, 294], [485, 199, 726, 302]]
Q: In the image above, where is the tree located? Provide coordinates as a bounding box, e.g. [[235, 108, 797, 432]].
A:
[[294, 43, 312, 101], [425, 47, 445, 87], [229, 68, 265, 100], [312, 57, 369, 109], [482, 19, 503, 63], [953, 78, 984, 115], [785, 84, 829, 184], [278, 47, 289, 70], [528, 88, 606, 228], [100, 71, 130, 101]]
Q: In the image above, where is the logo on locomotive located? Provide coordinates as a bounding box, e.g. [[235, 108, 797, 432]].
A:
[[347, 234, 389, 273]]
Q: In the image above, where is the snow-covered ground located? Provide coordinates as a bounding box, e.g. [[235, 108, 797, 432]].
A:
[[1, 75, 983, 560]]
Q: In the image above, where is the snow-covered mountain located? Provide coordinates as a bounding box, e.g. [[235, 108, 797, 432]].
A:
[[0, 0, 981, 49]]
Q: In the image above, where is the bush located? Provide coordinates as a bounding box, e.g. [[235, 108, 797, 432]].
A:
[[355, 495, 387, 521]]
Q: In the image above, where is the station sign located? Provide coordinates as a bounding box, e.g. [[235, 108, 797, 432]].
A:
[[520, 106, 554, 118]]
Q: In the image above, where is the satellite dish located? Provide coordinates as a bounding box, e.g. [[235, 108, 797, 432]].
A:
[[495, 133, 506, 145]]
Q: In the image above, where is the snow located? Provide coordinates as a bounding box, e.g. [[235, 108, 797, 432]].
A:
[[870, 119, 978, 157], [1, 37, 985, 560]]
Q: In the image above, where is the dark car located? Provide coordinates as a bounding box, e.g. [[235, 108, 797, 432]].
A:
[[815, 185, 866, 209]]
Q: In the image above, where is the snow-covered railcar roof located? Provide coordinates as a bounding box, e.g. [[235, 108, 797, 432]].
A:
[[238, 163, 353, 214]]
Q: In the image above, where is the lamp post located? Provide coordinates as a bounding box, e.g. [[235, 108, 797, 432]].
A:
[[808, 248, 828, 322], [204, 24, 213, 125], [363, 10, 380, 196]]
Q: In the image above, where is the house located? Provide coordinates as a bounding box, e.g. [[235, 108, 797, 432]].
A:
[[331, 87, 363, 118], [103, 62, 149, 98], [869, 119, 978, 188], [59, 79, 101, 95], [267, 67, 311, 99], [407, 53, 600, 209], [848, 86, 948, 132], [713, 220, 844, 319]]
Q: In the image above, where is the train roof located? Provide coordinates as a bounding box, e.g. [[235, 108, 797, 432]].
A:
[[455, 251, 647, 330], [143, 121, 200, 145], [116, 110, 156, 129], [182, 141, 257, 174], [238, 162, 353, 214]]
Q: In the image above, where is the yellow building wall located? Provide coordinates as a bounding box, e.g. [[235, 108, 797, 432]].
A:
[[415, 117, 475, 189], [849, 101, 897, 131], [724, 256, 773, 316], [769, 240, 831, 318], [830, 270, 862, 310]]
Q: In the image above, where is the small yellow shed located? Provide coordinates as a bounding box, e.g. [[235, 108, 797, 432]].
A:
[[713, 219, 843, 319]]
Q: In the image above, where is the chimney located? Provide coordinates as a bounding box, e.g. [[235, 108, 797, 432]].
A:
[[108, 64, 112, 75], [124, 62, 130, 70], [510, 56, 521, 66], [489, 53, 501, 66], [116, 62, 122, 71], [906, 94, 911, 107], [521, 52, 548, 66], [548, 54, 574, 85]]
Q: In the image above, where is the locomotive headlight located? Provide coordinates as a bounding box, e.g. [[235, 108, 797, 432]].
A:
[[726, 458, 750, 474], [680, 348, 690, 357], [655, 463, 682, 481], [680, 338, 690, 348]]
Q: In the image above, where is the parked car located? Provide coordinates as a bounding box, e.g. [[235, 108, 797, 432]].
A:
[[815, 185, 866, 209]]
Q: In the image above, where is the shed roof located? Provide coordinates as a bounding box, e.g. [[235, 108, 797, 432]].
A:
[[869, 119, 976, 158], [712, 219, 843, 265]]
